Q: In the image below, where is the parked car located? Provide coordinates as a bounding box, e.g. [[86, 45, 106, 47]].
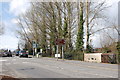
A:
[[16, 51, 19, 56], [1, 52, 12, 57], [19, 50, 28, 58], [2, 52, 8, 57], [6, 52, 12, 57], [0, 52, 2, 57]]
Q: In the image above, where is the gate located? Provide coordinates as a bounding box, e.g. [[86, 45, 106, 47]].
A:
[[101, 53, 116, 64]]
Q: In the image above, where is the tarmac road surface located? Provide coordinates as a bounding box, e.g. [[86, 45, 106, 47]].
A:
[[0, 56, 118, 78]]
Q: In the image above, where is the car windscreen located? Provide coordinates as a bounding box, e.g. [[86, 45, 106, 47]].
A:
[[21, 51, 26, 53]]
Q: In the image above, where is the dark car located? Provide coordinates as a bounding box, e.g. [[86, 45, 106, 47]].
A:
[[16, 51, 19, 56], [19, 50, 28, 58], [6, 52, 12, 57]]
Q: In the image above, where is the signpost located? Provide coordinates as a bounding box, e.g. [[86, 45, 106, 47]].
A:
[[32, 40, 37, 57], [55, 54, 60, 57], [62, 45, 64, 60], [55, 39, 65, 61], [55, 39, 65, 45], [57, 45, 58, 61]]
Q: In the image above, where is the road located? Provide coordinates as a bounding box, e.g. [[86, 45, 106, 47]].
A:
[[0, 56, 118, 78]]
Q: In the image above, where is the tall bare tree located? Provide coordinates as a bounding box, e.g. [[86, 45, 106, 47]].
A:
[[84, 1, 109, 52]]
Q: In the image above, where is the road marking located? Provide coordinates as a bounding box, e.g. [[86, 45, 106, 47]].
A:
[[22, 62, 29, 63], [56, 67, 64, 70], [19, 58, 28, 59], [0, 60, 7, 62]]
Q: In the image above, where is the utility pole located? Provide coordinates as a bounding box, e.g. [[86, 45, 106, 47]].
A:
[[56, 45, 58, 61], [86, 0, 89, 52], [62, 45, 64, 61], [32, 40, 37, 57], [18, 43, 20, 50], [33, 48, 34, 57]]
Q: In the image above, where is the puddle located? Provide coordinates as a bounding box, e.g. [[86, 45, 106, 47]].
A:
[[20, 68, 35, 71]]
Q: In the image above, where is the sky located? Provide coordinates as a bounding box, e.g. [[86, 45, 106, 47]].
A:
[[0, 0, 30, 51], [0, 0, 119, 51]]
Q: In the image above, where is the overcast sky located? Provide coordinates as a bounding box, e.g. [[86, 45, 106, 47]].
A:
[[0, 0, 119, 51]]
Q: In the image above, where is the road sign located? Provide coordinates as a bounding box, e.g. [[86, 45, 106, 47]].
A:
[[32, 40, 37, 48], [33, 43, 37, 48], [55, 39, 65, 45], [55, 54, 60, 57]]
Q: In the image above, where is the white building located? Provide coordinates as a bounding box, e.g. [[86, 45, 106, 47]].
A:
[[84, 53, 116, 63], [84, 53, 102, 63]]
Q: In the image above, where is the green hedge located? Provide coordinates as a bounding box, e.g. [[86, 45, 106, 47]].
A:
[[64, 50, 84, 61]]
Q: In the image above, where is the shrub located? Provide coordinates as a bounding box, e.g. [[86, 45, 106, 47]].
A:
[[64, 50, 84, 61]]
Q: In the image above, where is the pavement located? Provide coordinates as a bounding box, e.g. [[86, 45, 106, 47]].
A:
[[0, 55, 118, 78]]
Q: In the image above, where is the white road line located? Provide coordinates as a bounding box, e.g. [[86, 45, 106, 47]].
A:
[[0, 60, 7, 61], [22, 62, 29, 63]]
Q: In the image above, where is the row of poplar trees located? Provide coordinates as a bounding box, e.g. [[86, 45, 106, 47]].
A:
[[17, 1, 107, 60]]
